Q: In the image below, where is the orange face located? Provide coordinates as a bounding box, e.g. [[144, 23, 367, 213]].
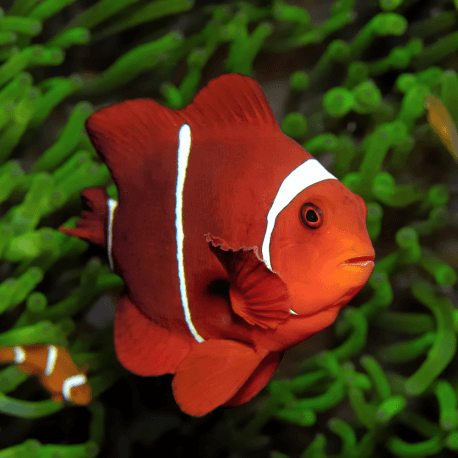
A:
[[270, 180, 375, 316], [70, 383, 92, 405]]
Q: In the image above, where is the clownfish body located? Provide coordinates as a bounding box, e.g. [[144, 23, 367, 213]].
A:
[[0, 345, 91, 405], [60, 74, 374, 416], [425, 94, 458, 161]]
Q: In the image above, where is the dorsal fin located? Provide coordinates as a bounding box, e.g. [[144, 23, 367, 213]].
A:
[[84, 74, 280, 190], [181, 73, 279, 129], [84, 98, 181, 186]]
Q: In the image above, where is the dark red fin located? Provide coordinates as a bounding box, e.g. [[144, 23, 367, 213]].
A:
[[207, 235, 291, 330], [181, 73, 279, 130], [85, 98, 181, 187], [114, 294, 195, 376], [172, 340, 267, 416], [84, 74, 279, 193], [224, 351, 283, 407], [59, 188, 109, 248]]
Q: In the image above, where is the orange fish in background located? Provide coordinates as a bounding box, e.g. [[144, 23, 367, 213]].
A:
[[60, 74, 375, 416], [425, 94, 458, 161], [0, 345, 91, 405]]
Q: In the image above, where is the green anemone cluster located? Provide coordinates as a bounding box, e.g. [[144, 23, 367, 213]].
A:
[[0, 0, 457, 456]]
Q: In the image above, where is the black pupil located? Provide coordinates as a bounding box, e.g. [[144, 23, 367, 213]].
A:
[[306, 209, 318, 222]]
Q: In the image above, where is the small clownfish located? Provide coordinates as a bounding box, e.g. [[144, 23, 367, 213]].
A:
[[0, 345, 91, 405], [60, 74, 375, 416], [425, 94, 458, 161]]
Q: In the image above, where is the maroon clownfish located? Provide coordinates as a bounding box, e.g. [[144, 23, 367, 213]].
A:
[[0, 345, 91, 405], [60, 74, 375, 416]]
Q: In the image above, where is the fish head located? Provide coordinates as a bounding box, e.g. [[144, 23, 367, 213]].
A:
[[70, 382, 92, 406], [270, 179, 374, 316]]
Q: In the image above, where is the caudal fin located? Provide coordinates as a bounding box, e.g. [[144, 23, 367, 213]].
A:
[[59, 188, 109, 248]]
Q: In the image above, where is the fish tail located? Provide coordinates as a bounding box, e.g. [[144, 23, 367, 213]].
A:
[[59, 187, 110, 248]]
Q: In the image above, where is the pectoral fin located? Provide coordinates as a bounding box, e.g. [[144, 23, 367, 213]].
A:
[[207, 234, 291, 329], [172, 339, 267, 416]]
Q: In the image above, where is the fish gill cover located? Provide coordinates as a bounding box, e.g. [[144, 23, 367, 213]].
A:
[[0, 0, 456, 456]]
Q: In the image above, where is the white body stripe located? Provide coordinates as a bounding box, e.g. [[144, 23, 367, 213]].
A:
[[107, 198, 118, 271], [62, 374, 87, 401], [44, 345, 58, 376], [175, 124, 205, 343], [262, 159, 337, 271], [13, 346, 26, 364]]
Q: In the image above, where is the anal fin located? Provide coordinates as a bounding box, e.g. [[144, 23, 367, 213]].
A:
[[114, 294, 195, 376], [172, 339, 267, 416], [224, 351, 283, 406]]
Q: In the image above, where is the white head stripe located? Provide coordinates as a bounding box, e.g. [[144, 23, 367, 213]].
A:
[[62, 374, 87, 401], [13, 346, 26, 364], [107, 198, 118, 272], [175, 124, 204, 343], [262, 159, 337, 270], [44, 345, 58, 376]]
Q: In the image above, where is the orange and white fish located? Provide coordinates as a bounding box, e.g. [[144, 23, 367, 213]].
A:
[[0, 345, 91, 405], [425, 94, 458, 161], [60, 74, 374, 416]]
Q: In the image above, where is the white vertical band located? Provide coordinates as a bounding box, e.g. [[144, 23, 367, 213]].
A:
[[262, 159, 337, 271], [44, 345, 58, 376], [175, 124, 204, 343], [107, 198, 118, 271], [62, 374, 87, 401], [13, 346, 26, 364]]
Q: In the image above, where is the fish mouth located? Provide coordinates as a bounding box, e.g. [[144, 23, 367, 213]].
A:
[[340, 255, 375, 267], [289, 254, 375, 316]]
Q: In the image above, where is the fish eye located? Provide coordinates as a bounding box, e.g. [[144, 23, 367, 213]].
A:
[[300, 203, 322, 229]]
